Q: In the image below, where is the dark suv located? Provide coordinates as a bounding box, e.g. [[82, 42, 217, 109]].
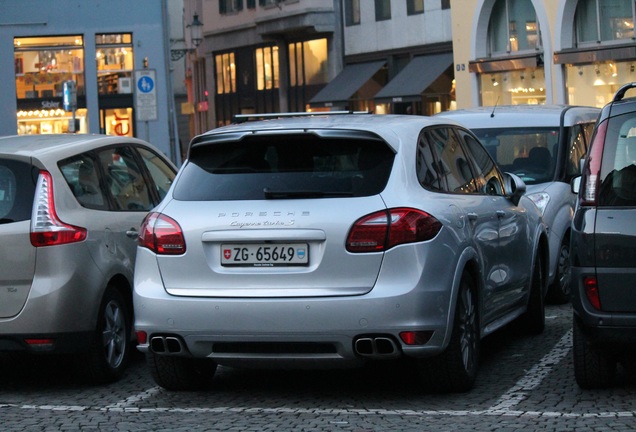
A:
[[571, 83, 636, 388]]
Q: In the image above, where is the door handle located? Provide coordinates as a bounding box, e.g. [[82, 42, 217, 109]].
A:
[[496, 210, 506, 218], [126, 229, 139, 239], [467, 212, 478, 221]]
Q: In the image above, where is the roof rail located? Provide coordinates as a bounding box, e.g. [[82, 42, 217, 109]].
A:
[[233, 111, 371, 124]]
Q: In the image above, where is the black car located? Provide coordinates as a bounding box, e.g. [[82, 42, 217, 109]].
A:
[[571, 83, 636, 388]]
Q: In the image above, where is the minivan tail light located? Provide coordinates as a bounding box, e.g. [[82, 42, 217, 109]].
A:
[[584, 276, 602, 311], [579, 120, 607, 206], [346, 208, 442, 253], [30, 171, 87, 247], [139, 212, 186, 255]]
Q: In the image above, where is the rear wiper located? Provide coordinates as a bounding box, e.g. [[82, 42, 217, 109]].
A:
[[263, 188, 353, 199]]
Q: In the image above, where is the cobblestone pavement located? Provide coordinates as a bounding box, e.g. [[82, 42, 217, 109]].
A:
[[1, 303, 635, 431]]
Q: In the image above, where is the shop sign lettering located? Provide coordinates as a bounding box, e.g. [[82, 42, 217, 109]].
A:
[[41, 101, 61, 109]]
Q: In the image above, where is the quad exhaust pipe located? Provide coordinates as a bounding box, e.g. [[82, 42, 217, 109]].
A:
[[354, 336, 400, 358], [150, 336, 186, 355]]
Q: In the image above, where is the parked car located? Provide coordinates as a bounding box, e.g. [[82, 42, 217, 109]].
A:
[[437, 105, 600, 304], [134, 113, 549, 393], [0, 134, 177, 383], [570, 83, 636, 389]]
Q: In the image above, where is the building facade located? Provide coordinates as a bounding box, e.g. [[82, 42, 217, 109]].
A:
[[1, 0, 179, 162], [189, 0, 454, 132], [451, 0, 636, 109]]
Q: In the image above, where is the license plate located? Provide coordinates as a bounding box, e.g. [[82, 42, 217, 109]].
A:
[[221, 243, 309, 267]]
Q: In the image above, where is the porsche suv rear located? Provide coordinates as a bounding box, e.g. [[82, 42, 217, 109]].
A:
[[134, 114, 548, 392]]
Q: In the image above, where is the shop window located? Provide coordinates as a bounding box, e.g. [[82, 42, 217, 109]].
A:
[[375, 0, 391, 22], [256, 46, 279, 91], [14, 35, 85, 100], [407, 0, 423, 15], [488, 0, 540, 55], [100, 108, 133, 137], [96, 34, 134, 95], [289, 39, 328, 87], [565, 61, 633, 108], [215, 52, 236, 94], [345, 0, 361, 26], [480, 69, 546, 106], [17, 108, 88, 135], [575, 0, 634, 45]]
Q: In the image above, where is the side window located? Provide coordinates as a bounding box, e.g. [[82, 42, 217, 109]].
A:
[[59, 154, 108, 210], [567, 125, 588, 178], [137, 147, 176, 201], [416, 132, 444, 191], [423, 127, 477, 194], [458, 128, 505, 195], [97, 146, 153, 211], [0, 159, 36, 223]]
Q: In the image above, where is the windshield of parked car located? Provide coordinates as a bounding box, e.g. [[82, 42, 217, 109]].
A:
[[174, 134, 395, 200], [469, 127, 559, 185]]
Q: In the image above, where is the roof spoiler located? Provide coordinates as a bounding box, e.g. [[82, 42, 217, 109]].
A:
[[233, 111, 371, 124]]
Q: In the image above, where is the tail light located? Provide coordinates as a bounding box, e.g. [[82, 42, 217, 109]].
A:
[[584, 276, 602, 310], [578, 120, 607, 206], [30, 171, 87, 247], [139, 212, 186, 255], [346, 207, 442, 253]]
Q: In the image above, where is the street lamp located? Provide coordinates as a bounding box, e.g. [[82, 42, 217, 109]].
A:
[[170, 13, 204, 61]]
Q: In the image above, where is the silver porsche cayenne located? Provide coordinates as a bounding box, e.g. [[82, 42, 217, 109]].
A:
[[134, 113, 549, 392]]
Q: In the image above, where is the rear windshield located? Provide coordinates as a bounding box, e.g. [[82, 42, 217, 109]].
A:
[[470, 127, 560, 185], [174, 134, 395, 200], [0, 159, 36, 224]]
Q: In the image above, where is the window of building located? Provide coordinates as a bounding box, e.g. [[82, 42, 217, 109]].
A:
[[255, 46, 279, 91], [289, 39, 328, 87], [219, 0, 243, 14], [215, 52, 236, 94], [488, 0, 540, 55], [345, 0, 361, 26], [575, 0, 634, 45], [95, 34, 133, 95], [407, 0, 424, 15], [14, 35, 85, 99], [441, 0, 450, 9], [375, 0, 391, 21]]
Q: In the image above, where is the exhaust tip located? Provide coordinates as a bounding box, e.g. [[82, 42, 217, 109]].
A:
[[354, 336, 399, 358]]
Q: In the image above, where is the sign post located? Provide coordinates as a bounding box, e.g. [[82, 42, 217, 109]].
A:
[[63, 80, 77, 133], [134, 69, 158, 141]]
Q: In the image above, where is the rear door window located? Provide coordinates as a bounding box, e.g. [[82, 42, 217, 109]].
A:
[[174, 134, 395, 200], [59, 155, 109, 210], [598, 113, 636, 206], [0, 159, 35, 224]]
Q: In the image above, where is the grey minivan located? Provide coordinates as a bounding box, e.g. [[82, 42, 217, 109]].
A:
[[0, 134, 176, 383], [571, 84, 636, 388], [438, 105, 600, 303]]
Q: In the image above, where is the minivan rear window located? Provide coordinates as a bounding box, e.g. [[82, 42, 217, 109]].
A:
[[0, 159, 36, 224], [174, 134, 395, 200]]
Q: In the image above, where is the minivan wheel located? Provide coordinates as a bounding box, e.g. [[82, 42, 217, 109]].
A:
[[416, 273, 479, 393], [147, 352, 218, 391], [573, 319, 616, 389], [547, 236, 571, 304], [81, 285, 131, 384]]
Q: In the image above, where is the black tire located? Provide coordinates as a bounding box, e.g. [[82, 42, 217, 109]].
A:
[[547, 235, 571, 304], [519, 252, 545, 335], [573, 319, 616, 389], [417, 273, 479, 393], [81, 285, 131, 384], [147, 352, 217, 391]]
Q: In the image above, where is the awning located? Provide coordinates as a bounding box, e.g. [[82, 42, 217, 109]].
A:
[[309, 60, 386, 107], [374, 53, 453, 103]]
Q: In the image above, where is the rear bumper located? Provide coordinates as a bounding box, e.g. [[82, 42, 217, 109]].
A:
[[133, 248, 459, 367]]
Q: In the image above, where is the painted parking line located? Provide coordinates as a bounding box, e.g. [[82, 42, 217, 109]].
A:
[[2, 329, 635, 419]]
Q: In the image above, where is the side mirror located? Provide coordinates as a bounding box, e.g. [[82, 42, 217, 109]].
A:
[[503, 172, 526, 206], [571, 176, 581, 194]]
